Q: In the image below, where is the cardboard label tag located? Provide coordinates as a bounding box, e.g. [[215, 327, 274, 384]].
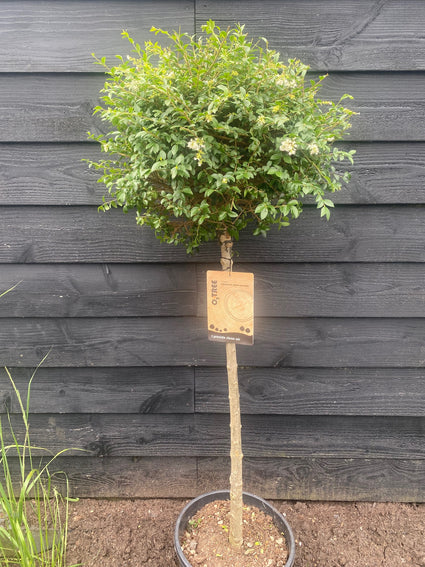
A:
[[207, 270, 254, 345]]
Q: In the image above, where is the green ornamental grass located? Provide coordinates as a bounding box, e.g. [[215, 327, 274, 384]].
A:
[[0, 287, 78, 566], [88, 20, 355, 253]]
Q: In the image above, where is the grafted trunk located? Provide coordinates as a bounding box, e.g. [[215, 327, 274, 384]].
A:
[[220, 232, 243, 548]]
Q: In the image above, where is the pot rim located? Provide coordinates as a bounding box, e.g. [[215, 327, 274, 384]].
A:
[[174, 490, 296, 567]]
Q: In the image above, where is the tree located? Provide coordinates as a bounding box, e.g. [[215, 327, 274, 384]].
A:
[[87, 20, 355, 547]]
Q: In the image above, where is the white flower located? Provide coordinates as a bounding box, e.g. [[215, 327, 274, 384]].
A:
[[127, 79, 140, 93], [187, 137, 205, 151], [279, 138, 297, 155], [276, 76, 297, 88], [308, 142, 320, 155], [257, 115, 266, 125], [187, 138, 206, 166], [187, 139, 198, 150]]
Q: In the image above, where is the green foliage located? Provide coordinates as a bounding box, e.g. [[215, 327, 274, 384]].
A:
[[88, 20, 356, 253], [0, 361, 78, 567]]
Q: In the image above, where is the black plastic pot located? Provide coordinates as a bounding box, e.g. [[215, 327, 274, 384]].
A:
[[174, 490, 296, 566]]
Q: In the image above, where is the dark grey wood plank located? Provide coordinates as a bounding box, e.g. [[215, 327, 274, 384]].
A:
[[198, 263, 425, 318], [214, 204, 425, 262], [5, 365, 423, 418], [0, 144, 103, 205], [2, 316, 425, 368], [0, 74, 105, 143], [257, 318, 425, 368], [4, 0, 425, 72], [197, 0, 425, 71], [195, 367, 425, 416], [0, 205, 193, 263], [2, 73, 425, 142], [318, 72, 425, 142], [4, 262, 425, 318], [330, 142, 425, 205], [198, 457, 425, 502], [5, 454, 425, 501], [2, 142, 425, 206], [3, 413, 425, 459], [0, 317, 212, 367], [199, 415, 425, 460], [1, 456, 199, 498], [1, 205, 425, 263], [1, 367, 194, 414], [0, 264, 197, 317], [0, 0, 194, 72], [2, 1, 425, 73]]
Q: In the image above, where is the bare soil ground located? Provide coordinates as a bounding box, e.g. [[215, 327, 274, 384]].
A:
[[66, 498, 425, 567]]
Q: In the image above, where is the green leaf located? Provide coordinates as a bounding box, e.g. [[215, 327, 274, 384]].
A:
[[260, 207, 268, 220], [255, 203, 269, 220], [320, 205, 331, 220]]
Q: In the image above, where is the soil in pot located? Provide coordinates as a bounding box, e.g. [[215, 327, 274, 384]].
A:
[[181, 499, 289, 566]]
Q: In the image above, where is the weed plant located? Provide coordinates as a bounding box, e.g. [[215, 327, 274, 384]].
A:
[[0, 363, 78, 566]]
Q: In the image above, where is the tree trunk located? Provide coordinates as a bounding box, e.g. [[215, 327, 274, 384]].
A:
[[220, 232, 243, 548]]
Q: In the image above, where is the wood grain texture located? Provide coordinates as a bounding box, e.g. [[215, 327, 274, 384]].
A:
[[198, 457, 425, 502], [0, 74, 105, 143], [318, 72, 425, 142], [1, 456, 199, 498], [2, 142, 425, 206], [0, 317, 214, 368], [195, 367, 425, 417], [329, 142, 425, 205], [0, 264, 197, 317], [2, 317, 425, 368], [2, 73, 425, 142], [0, 367, 194, 414], [197, 0, 425, 71], [257, 318, 425, 368], [3, 413, 425, 459], [2, 205, 425, 263], [2, 1, 425, 73], [0, 0, 194, 72], [0, 144, 104, 205], [4, 455, 425, 501], [3, 365, 423, 418], [2, 262, 425, 318], [198, 263, 425, 318], [0, 317, 212, 368]]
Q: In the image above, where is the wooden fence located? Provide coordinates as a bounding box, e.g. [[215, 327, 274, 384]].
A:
[[1, 0, 425, 501]]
